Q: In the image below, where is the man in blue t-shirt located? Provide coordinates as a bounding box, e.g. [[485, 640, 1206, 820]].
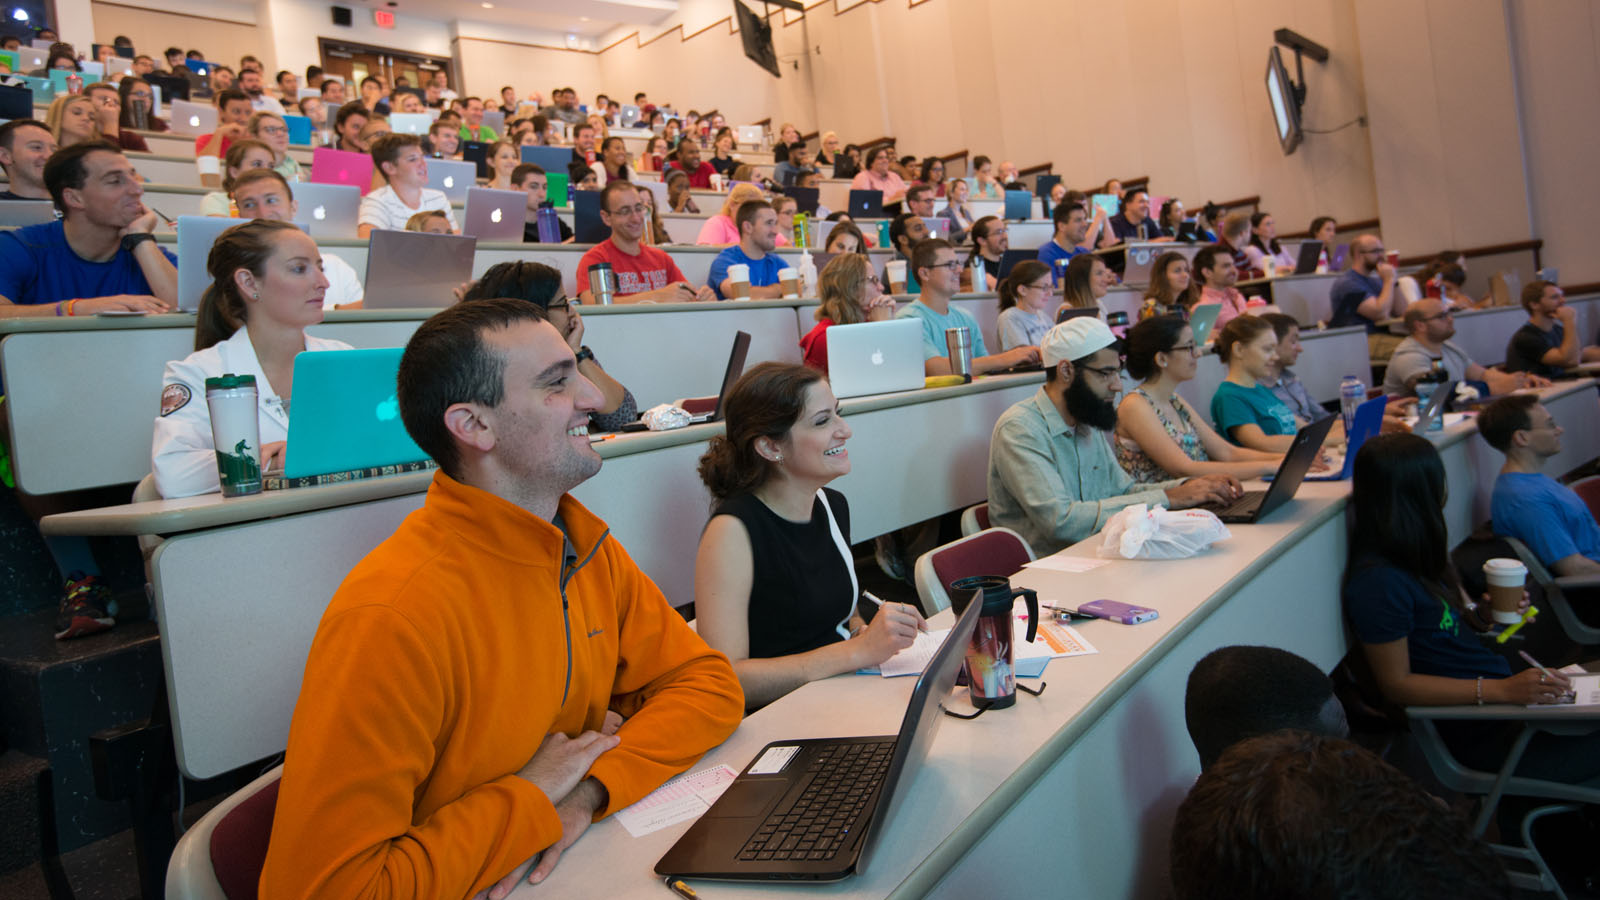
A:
[[1036, 201, 1090, 286], [0, 141, 177, 318], [706, 200, 787, 301], [1327, 234, 1403, 357], [895, 238, 1038, 376], [1480, 394, 1600, 577]]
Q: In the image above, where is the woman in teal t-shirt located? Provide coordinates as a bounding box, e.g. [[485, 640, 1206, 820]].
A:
[[1210, 315, 1303, 452]]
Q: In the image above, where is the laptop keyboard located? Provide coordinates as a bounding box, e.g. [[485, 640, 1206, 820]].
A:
[[737, 741, 895, 863], [1210, 489, 1265, 518]]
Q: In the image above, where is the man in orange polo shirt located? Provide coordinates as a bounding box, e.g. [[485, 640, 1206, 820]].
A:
[[260, 298, 744, 898]]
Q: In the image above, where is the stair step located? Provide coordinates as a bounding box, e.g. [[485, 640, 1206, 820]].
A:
[[0, 750, 47, 875]]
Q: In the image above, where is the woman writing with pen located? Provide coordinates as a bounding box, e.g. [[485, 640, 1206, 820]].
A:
[[694, 362, 926, 711]]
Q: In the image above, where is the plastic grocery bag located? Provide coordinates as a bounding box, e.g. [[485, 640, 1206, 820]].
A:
[[640, 403, 692, 431], [1096, 503, 1231, 560]]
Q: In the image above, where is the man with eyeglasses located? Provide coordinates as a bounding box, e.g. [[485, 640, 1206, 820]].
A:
[[1329, 234, 1405, 358], [575, 182, 714, 304], [897, 238, 1037, 376], [1480, 394, 1600, 577], [1383, 297, 1544, 396], [987, 318, 1240, 555]]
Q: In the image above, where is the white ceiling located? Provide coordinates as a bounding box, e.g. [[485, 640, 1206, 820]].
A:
[[361, 0, 678, 39]]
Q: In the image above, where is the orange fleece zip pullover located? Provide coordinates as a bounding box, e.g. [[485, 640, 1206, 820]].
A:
[[260, 471, 744, 899]]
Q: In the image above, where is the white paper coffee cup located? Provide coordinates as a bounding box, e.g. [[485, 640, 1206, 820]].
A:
[[778, 267, 799, 298], [727, 263, 751, 299], [886, 259, 907, 294], [1483, 558, 1528, 624]]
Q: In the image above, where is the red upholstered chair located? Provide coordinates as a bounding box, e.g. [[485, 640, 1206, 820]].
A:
[[912, 527, 1036, 616], [958, 503, 990, 536], [166, 765, 282, 900], [1568, 475, 1600, 525]]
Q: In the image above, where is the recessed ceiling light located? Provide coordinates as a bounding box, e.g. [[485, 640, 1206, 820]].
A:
[[580, 15, 589, 20], [481, 2, 493, 7]]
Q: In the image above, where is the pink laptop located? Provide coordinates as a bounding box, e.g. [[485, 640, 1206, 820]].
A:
[[311, 147, 376, 196]]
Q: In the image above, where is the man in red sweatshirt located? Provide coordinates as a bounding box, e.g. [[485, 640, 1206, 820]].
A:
[[260, 298, 744, 899]]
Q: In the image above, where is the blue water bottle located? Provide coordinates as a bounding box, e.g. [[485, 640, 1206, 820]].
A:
[[536, 204, 560, 243], [1339, 375, 1363, 435]]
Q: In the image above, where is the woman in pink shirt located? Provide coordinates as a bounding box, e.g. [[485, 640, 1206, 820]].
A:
[[849, 146, 908, 211], [696, 183, 791, 246]]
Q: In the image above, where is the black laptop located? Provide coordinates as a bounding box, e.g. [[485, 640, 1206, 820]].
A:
[[996, 248, 1036, 280], [847, 189, 884, 219], [462, 140, 490, 179], [690, 331, 751, 424], [656, 591, 983, 883], [1208, 415, 1337, 523], [783, 186, 820, 215], [1291, 239, 1324, 275]]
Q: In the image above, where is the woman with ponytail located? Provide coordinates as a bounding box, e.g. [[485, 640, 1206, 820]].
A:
[[151, 220, 351, 498], [694, 362, 925, 710], [996, 259, 1053, 350]]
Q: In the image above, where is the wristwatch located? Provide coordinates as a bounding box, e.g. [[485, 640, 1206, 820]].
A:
[[121, 232, 156, 252], [575, 345, 596, 364]]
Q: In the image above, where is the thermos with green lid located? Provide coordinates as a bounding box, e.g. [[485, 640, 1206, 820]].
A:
[[205, 374, 262, 497]]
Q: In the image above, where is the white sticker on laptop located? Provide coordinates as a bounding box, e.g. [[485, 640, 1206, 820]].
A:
[[748, 744, 800, 775]]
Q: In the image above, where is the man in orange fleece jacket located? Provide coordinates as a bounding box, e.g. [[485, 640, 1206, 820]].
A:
[[259, 298, 745, 899]]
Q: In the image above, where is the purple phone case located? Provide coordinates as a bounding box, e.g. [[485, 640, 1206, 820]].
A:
[[1078, 599, 1158, 625]]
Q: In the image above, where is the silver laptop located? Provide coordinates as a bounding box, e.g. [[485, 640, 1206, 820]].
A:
[[426, 159, 477, 205], [620, 104, 641, 127], [170, 100, 217, 136], [388, 112, 431, 136], [826, 319, 926, 398], [176, 215, 243, 312], [290, 182, 361, 239], [481, 110, 505, 136], [461, 187, 525, 242], [737, 124, 764, 148], [16, 48, 46, 71], [362, 230, 477, 308], [0, 200, 57, 227]]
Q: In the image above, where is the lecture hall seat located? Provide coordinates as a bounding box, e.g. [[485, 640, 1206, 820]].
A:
[[166, 765, 281, 900], [912, 527, 1035, 616]]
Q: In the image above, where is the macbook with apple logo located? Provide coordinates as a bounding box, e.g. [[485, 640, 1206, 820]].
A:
[[461, 186, 525, 242], [175, 215, 241, 312], [169, 99, 217, 136], [290, 183, 361, 240], [426, 159, 476, 205], [280, 348, 432, 482], [825, 318, 925, 399], [361, 229, 478, 309]]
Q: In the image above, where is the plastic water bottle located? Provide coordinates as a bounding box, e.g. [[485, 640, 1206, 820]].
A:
[[535, 204, 559, 243], [1339, 375, 1363, 435], [798, 249, 817, 298]]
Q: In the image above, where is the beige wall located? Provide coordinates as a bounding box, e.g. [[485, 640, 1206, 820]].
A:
[[1508, 0, 1600, 286], [92, 0, 262, 72], [455, 37, 603, 106]]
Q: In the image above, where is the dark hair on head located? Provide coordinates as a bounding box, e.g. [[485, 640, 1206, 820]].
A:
[[116, 78, 163, 130], [320, 79, 342, 95], [510, 163, 546, 186], [735, 198, 772, 235], [864, 145, 891, 168], [1477, 393, 1540, 453], [397, 298, 550, 480], [369, 132, 421, 179], [1123, 314, 1191, 380], [1143, 250, 1198, 310], [219, 138, 272, 191], [1170, 730, 1511, 900], [1052, 201, 1085, 228], [275, 70, 293, 85], [963, 215, 1002, 267], [1192, 244, 1228, 284], [599, 179, 638, 213], [698, 362, 826, 501], [460, 260, 564, 309], [1121, 186, 1147, 207], [911, 237, 952, 278], [214, 88, 249, 111], [230, 167, 292, 202], [824, 220, 867, 255], [888, 211, 919, 253], [1259, 312, 1299, 342], [43, 139, 122, 212], [1520, 279, 1557, 313], [334, 100, 368, 130], [1346, 432, 1463, 607], [1248, 211, 1282, 256], [972, 154, 991, 172], [905, 182, 933, 206], [195, 219, 304, 351], [1159, 198, 1184, 228], [1308, 215, 1336, 238], [1213, 315, 1272, 364], [1184, 646, 1341, 771], [0, 117, 49, 153], [998, 260, 1050, 311], [917, 156, 944, 183], [1438, 263, 1466, 288], [1060, 253, 1103, 310]]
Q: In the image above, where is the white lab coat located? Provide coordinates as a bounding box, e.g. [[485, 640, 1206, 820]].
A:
[[151, 327, 353, 498], [321, 252, 364, 308]]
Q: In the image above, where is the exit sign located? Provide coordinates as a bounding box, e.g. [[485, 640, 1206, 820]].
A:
[[373, 9, 395, 28]]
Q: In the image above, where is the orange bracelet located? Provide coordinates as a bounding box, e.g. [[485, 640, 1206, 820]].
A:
[[66, 299, 79, 316]]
